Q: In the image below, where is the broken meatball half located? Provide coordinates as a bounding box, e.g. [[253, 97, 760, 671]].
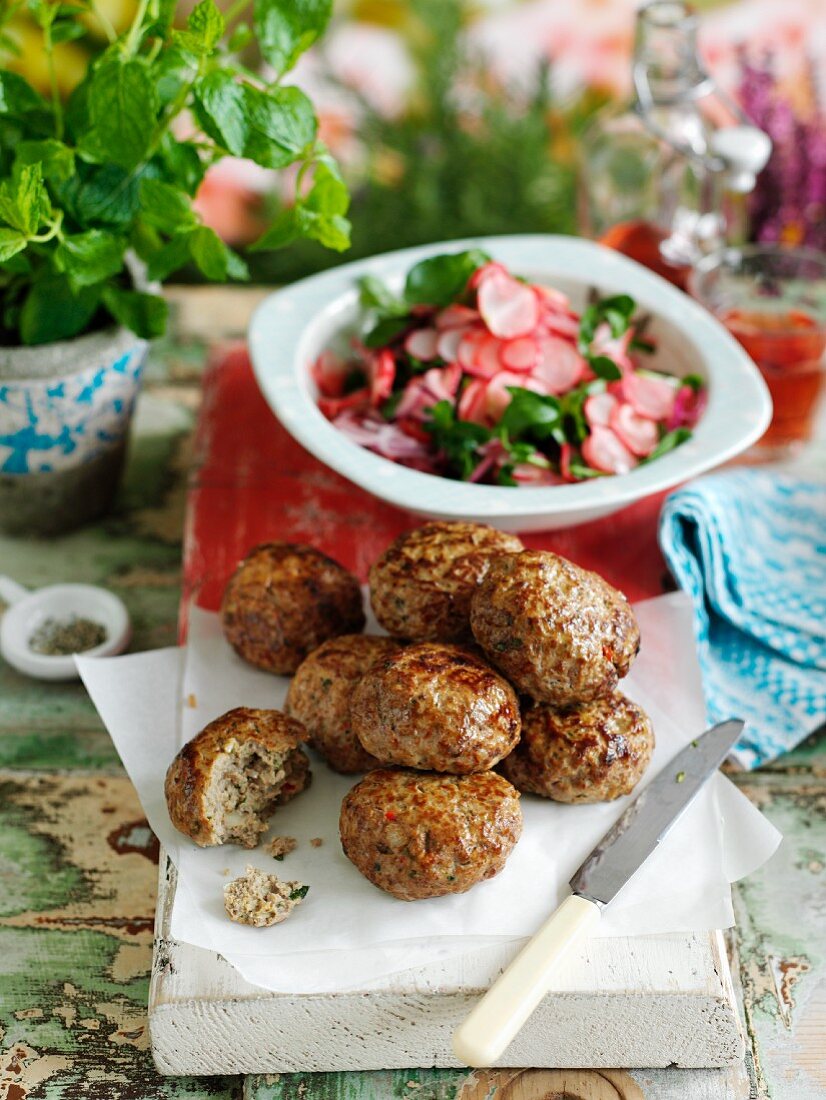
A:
[[164, 707, 311, 848]]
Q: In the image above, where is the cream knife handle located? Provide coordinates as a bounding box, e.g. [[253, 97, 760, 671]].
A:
[[452, 893, 601, 1068]]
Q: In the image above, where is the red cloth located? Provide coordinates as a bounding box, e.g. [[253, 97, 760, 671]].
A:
[[183, 344, 669, 632]]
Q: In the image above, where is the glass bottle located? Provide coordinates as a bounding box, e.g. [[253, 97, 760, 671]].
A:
[[579, 0, 771, 289]]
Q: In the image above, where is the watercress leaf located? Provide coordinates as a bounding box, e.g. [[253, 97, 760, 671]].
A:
[[682, 373, 704, 392], [642, 427, 692, 463], [139, 178, 197, 234], [587, 355, 622, 381], [498, 387, 561, 439], [242, 84, 317, 168], [629, 335, 656, 354], [83, 58, 156, 170], [20, 272, 101, 345], [0, 72, 45, 115], [181, 0, 224, 52], [250, 207, 299, 252], [102, 285, 168, 339], [0, 163, 49, 235], [193, 70, 248, 156], [145, 232, 192, 282], [364, 315, 409, 349], [15, 139, 75, 181], [187, 224, 249, 281], [359, 274, 404, 315], [55, 229, 126, 289], [578, 293, 636, 351], [567, 458, 607, 480], [253, 0, 332, 76], [404, 249, 490, 307], [0, 228, 27, 262]]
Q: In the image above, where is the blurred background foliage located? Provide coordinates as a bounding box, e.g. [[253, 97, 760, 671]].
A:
[[2, 0, 824, 281]]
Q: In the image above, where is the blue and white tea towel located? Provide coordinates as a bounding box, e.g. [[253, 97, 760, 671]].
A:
[[659, 470, 825, 769]]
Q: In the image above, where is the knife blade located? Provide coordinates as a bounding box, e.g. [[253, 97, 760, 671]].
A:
[[452, 718, 745, 1068]]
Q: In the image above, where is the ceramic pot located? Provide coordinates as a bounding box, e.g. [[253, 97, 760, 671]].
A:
[[0, 326, 148, 537]]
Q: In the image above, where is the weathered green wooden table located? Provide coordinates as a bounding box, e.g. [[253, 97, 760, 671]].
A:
[[1, 288, 823, 1100]]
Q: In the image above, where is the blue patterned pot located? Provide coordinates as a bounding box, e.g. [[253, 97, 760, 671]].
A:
[[0, 326, 148, 536]]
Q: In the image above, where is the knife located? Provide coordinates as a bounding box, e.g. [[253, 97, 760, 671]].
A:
[[452, 717, 745, 1068]]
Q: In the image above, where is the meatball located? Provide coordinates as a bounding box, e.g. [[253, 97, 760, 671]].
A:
[[470, 550, 640, 705], [499, 691, 654, 803], [339, 768, 522, 900], [350, 642, 521, 774], [369, 521, 524, 642], [221, 542, 365, 675], [285, 634, 401, 773]]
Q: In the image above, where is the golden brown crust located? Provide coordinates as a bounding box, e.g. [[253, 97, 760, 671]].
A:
[[499, 691, 654, 803], [339, 768, 522, 900], [221, 542, 365, 675], [470, 550, 640, 706], [284, 634, 401, 773], [164, 707, 311, 846], [369, 521, 524, 642], [350, 642, 521, 774]]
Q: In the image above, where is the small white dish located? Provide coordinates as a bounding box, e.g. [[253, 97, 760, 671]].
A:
[[0, 575, 131, 681], [249, 235, 772, 532]]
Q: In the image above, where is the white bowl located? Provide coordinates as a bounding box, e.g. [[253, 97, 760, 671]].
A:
[[249, 235, 771, 532]]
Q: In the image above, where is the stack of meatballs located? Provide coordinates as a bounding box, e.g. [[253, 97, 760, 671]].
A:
[[220, 522, 654, 903]]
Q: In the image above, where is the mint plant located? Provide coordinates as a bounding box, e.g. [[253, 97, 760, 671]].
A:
[[0, 0, 350, 345]]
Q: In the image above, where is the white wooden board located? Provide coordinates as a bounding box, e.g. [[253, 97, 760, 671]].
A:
[[149, 852, 745, 1075]]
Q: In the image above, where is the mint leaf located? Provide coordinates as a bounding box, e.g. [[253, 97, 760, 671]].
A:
[[0, 72, 45, 115], [84, 59, 156, 170], [154, 46, 200, 108], [179, 0, 224, 52], [498, 388, 561, 439], [56, 162, 144, 230], [55, 230, 126, 289], [20, 273, 101, 345], [188, 225, 249, 281], [102, 285, 168, 338], [242, 85, 317, 168], [15, 139, 75, 182], [296, 207, 350, 251], [405, 249, 490, 307], [0, 163, 49, 236], [194, 70, 248, 156], [139, 178, 197, 234], [253, 0, 332, 75], [146, 233, 192, 282], [250, 207, 299, 252], [0, 228, 27, 262], [50, 18, 87, 43], [157, 137, 206, 193]]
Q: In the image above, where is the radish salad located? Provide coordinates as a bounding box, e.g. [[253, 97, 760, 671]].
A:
[[311, 250, 706, 486]]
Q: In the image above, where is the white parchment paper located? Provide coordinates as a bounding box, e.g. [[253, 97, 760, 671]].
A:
[[78, 591, 780, 994]]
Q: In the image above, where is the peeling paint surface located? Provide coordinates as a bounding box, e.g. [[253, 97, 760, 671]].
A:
[[0, 288, 822, 1100]]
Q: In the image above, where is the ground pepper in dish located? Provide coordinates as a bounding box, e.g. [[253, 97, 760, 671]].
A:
[[29, 616, 107, 655]]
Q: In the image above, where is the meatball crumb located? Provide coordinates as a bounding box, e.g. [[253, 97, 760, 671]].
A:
[[266, 835, 297, 860], [310, 837, 324, 848], [223, 866, 309, 927]]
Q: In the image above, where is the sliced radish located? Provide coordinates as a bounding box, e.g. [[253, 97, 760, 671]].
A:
[[318, 388, 370, 420], [468, 261, 508, 290], [623, 372, 678, 420], [581, 426, 638, 475], [368, 349, 396, 404], [478, 271, 540, 339], [500, 336, 539, 372], [457, 329, 487, 370], [559, 442, 575, 482], [458, 379, 488, 424], [584, 391, 618, 428], [462, 333, 503, 380], [436, 304, 479, 330], [404, 327, 439, 361], [531, 337, 587, 395], [609, 402, 659, 457], [590, 324, 635, 374], [436, 326, 468, 363], [542, 311, 580, 340], [667, 384, 707, 430], [511, 462, 564, 486], [484, 370, 531, 422], [535, 284, 571, 310], [311, 350, 351, 398]]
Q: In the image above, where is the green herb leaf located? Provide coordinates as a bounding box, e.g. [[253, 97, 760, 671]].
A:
[[0, 228, 27, 262], [0, 163, 49, 236], [682, 373, 704, 392], [587, 355, 623, 381], [642, 427, 692, 463], [359, 274, 403, 314], [139, 178, 198, 235], [498, 387, 561, 440], [253, 0, 332, 76], [157, 136, 206, 194], [145, 233, 192, 282], [187, 225, 249, 281], [50, 17, 87, 43], [15, 139, 75, 182], [20, 273, 101, 346], [56, 162, 145, 230], [83, 58, 156, 171], [242, 85, 317, 169], [578, 293, 636, 352], [178, 0, 224, 53], [249, 207, 299, 252], [404, 249, 490, 307], [54, 230, 126, 289], [193, 70, 248, 157], [0, 72, 46, 116], [364, 315, 409, 349], [102, 285, 168, 339], [289, 883, 310, 901], [227, 22, 253, 50], [424, 398, 491, 480]]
